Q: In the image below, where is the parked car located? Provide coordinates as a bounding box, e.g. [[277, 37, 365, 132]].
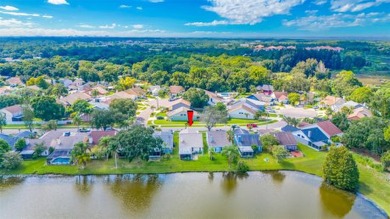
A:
[[247, 124, 258, 128]]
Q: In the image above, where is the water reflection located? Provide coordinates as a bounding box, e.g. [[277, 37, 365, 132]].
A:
[[220, 172, 248, 195], [319, 182, 356, 218], [0, 176, 24, 191], [74, 175, 94, 195], [208, 172, 214, 183], [265, 171, 286, 185], [109, 174, 162, 214]]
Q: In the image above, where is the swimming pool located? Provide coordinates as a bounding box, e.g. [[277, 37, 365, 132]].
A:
[[50, 157, 71, 165]]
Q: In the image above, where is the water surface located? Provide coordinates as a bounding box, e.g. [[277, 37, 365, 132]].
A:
[[0, 171, 387, 219]]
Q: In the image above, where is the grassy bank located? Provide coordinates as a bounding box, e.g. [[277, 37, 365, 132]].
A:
[[0, 144, 389, 214]]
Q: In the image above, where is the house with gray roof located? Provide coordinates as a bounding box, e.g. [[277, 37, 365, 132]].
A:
[[206, 130, 231, 153], [179, 129, 203, 160], [274, 132, 297, 151], [233, 128, 262, 158], [153, 131, 174, 154]]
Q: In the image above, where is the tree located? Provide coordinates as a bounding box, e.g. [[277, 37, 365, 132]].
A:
[[272, 145, 289, 162], [33, 143, 46, 159], [222, 146, 240, 169], [46, 83, 68, 97], [31, 96, 65, 121], [109, 125, 162, 162], [117, 76, 136, 91], [260, 134, 279, 152], [381, 151, 390, 170], [385, 126, 390, 142], [71, 142, 90, 169], [349, 87, 372, 104], [72, 113, 82, 130], [323, 146, 359, 192], [71, 99, 93, 114], [288, 93, 300, 106], [254, 110, 267, 120], [90, 109, 115, 131], [200, 105, 228, 131], [22, 105, 34, 132], [331, 112, 350, 131], [14, 138, 26, 151], [109, 98, 137, 118], [0, 113, 6, 133], [370, 86, 390, 119], [91, 89, 99, 98], [332, 70, 362, 97], [182, 88, 209, 108], [283, 116, 300, 127], [1, 151, 22, 170], [0, 139, 11, 164], [42, 120, 58, 131]]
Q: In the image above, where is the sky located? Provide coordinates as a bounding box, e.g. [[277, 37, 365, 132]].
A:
[[0, 0, 389, 38]]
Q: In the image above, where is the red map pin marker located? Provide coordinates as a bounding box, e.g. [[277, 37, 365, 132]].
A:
[[187, 110, 194, 126]]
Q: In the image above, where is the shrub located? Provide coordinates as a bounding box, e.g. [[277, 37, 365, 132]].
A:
[[15, 138, 27, 151], [156, 116, 164, 120], [236, 160, 249, 173], [48, 147, 55, 155], [1, 151, 22, 170]]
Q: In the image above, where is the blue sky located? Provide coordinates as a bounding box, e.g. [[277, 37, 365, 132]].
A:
[[0, 0, 389, 37]]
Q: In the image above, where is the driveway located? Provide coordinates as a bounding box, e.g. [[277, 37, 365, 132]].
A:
[[279, 106, 317, 118]]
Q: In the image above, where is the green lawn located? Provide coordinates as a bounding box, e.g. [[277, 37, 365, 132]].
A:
[[151, 119, 277, 127], [1, 142, 389, 214]]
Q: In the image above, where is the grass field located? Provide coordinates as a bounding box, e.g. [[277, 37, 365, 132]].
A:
[[151, 118, 278, 127]]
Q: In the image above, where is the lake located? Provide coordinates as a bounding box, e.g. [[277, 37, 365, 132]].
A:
[[0, 171, 387, 219]]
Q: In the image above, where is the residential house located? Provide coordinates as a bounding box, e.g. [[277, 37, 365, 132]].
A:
[[169, 85, 185, 97], [60, 79, 73, 88], [0, 105, 23, 123], [0, 133, 18, 150], [125, 87, 146, 99], [179, 129, 203, 160], [247, 93, 273, 105], [153, 131, 174, 154], [319, 96, 345, 109], [6, 77, 24, 87], [274, 132, 298, 151], [204, 90, 224, 106], [348, 107, 373, 120], [89, 130, 117, 146], [0, 86, 11, 95], [169, 98, 191, 111], [88, 85, 108, 96], [256, 84, 274, 95], [292, 120, 342, 150], [106, 91, 137, 104], [272, 91, 289, 104], [149, 85, 161, 96], [333, 100, 362, 112], [234, 128, 262, 158], [281, 125, 300, 133], [167, 106, 199, 121], [59, 92, 92, 106], [228, 104, 257, 119], [206, 130, 231, 153]]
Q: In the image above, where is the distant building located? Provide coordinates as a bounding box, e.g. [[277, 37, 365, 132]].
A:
[[0, 105, 23, 123]]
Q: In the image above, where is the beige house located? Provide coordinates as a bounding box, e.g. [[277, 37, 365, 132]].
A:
[[0, 105, 23, 123]]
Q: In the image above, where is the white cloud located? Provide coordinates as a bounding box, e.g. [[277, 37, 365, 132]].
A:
[[185, 20, 230, 26], [0, 5, 19, 11], [99, 23, 117, 29], [199, 0, 305, 25], [330, 0, 389, 12], [314, 0, 327, 5], [149, 0, 164, 2], [42, 15, 53, 19], [78, 24, 95, 28], [132, 24, 144, 29], [48, 0, 69, 5], [0, 18, 33, 27], [283, 12, 390, 30], [119, 5, 131, 8], [305, 10, 318, 15], [0, 11, 40, 17], [136, 6, 143, 10]]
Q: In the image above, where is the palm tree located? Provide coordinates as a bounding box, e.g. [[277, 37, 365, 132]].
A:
[[0, 113, 6, 133], [222, 146, 240, 169], [73, 113, 82, 130], [209, 148, 216, 161], [71, 142, 90, 169], [227, 130, 234, 143]]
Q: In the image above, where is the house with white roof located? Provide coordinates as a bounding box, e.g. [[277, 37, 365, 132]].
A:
[[179, 129, 203, 160]]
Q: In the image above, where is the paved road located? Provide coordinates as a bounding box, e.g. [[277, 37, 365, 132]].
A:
[[278, 106, 317, 118]]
